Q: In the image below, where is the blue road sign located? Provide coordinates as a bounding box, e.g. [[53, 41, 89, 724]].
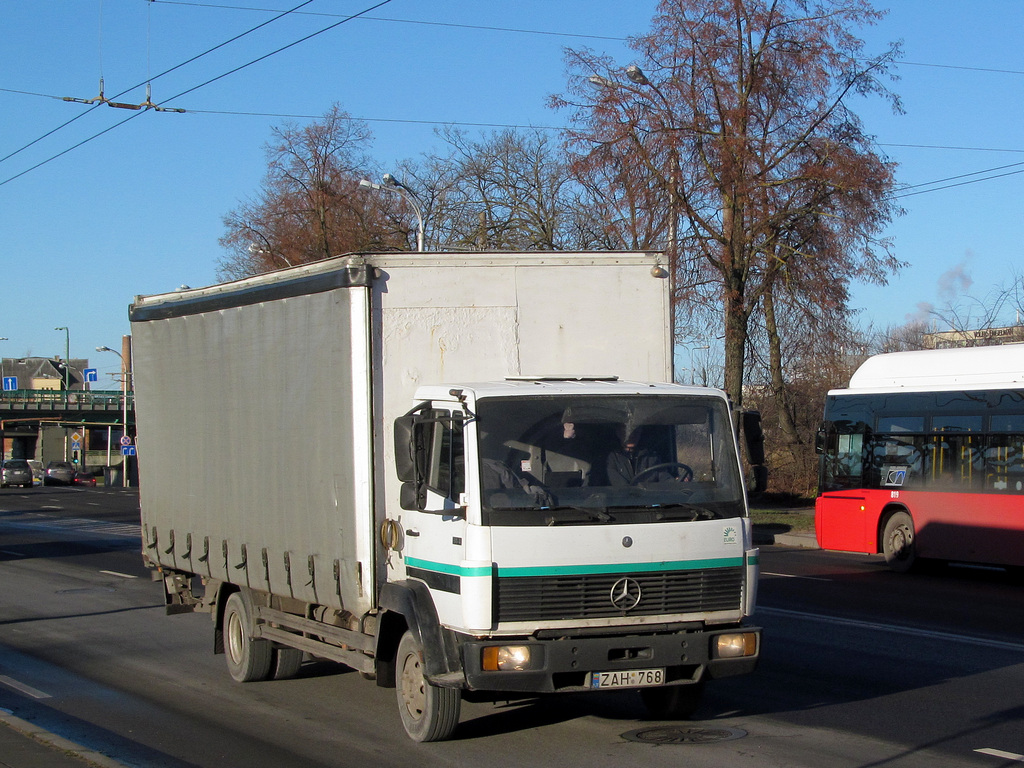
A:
[[122, 446, 137, 456], [84, 368, 99, 383], [2, 376, 16, 391]]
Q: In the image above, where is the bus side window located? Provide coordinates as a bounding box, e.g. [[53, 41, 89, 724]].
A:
[[984, 436, 1024, 492]]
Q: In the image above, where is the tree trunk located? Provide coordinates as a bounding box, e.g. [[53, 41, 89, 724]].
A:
[[722, 202, 748, 409], [763, 288, 801, 445]]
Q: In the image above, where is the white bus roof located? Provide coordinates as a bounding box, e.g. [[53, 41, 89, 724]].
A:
[[838, 344, 1024, 393]]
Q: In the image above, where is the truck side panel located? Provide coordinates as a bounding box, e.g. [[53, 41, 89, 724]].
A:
[[132, 283, 375, 614]]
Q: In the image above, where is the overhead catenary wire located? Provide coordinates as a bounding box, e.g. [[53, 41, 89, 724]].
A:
[[0, 0, 321, 166], [0, 0, 1020, 194], [152, 1, 1024, 79], [0, 0, 393, 188]]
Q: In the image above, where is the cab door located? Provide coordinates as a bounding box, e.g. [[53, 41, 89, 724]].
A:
[[398, 407, 468, 626]]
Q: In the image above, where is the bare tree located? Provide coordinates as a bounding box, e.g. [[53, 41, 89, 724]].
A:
[[554, 0, 904, 408], [218, 104, 405, 279], [404, 128, 583, 251]]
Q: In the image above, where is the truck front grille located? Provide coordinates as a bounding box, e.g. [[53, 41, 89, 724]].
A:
[[495, 567, 743, 623]]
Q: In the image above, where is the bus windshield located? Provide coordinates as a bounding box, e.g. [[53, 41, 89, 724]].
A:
[[476, 394, 745, 525]]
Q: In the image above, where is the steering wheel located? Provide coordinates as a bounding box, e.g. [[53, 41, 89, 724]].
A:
[[630, 462, 694, 485]]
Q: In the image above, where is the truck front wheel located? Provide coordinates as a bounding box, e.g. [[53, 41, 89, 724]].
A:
[[223, 592, 272, 682], [396, 630, 460, 742]]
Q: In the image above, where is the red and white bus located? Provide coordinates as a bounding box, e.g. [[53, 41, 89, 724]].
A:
[[815, 345, 1024, 571]]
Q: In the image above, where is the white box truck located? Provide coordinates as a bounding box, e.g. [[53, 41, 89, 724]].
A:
[[130, 251, 762, 742]]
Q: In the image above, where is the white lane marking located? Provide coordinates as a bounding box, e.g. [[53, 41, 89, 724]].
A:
[[0, 550, 26, 557], [0, 675, 52, 699], [100, 570, 137, 579], [757, 606, 1024, 653], [762, 571, 831, 581], [3, 514, 138, 538], [976, 748, 1024, 762]]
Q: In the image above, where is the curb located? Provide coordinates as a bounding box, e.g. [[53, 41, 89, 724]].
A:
[[0, 710, 131, 768], [753, 530, 819, 548]]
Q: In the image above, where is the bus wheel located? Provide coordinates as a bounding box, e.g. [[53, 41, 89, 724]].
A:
[[882, 512, 917, 572]]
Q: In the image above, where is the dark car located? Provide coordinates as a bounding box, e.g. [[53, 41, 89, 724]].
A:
[[72, 471, 97, 487], [1, 459, 33, 488], [44, 461, 76, 485]]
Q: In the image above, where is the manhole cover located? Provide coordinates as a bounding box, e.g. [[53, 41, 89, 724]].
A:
[[622, 725, 747, 744]]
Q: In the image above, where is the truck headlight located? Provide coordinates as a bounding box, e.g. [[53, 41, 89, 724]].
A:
[[482, 645, 531, 671], [713, 632, 758, 658]]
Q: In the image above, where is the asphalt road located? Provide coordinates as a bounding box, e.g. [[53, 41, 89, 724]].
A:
[[1, 487, 1022, 767]]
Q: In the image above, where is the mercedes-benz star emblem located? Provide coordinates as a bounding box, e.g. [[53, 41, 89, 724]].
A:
[[610, 577, 642, 611]]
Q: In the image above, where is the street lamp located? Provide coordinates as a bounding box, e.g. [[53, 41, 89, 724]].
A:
[[0, 337, 6, 395], [55, 326, 70, 402], [359, 174, 426, 251], [96, 345, 131, 488], [589, 64, 681, 254]]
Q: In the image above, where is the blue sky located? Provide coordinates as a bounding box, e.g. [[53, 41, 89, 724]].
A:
[[1, 0, 1022, 384]]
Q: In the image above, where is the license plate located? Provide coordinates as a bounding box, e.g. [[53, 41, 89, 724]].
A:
[[589, 668, 665, 689]]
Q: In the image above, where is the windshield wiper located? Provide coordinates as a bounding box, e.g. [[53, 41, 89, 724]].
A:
[[542, 506, 615, 525], [657, 504, 719, 521]]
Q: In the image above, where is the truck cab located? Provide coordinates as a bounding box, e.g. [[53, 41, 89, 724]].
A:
[[385, 378, 760, 738]]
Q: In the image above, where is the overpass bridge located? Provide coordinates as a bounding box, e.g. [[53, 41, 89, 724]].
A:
[[1, 389, 136, 478]]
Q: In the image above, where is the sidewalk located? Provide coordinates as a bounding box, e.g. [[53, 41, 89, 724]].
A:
[[751, 505, 819, 549], [0, 711, 128, 768]]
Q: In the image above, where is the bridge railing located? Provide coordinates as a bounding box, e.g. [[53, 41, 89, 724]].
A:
[[0, 389, 134, 409]]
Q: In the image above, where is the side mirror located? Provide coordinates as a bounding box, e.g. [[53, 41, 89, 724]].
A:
[[741, 410, 768, 497], [815, 424, 827, 455], [741, 410, 765, 466], [399, 481, 423, 511], [394, 415, 418, 483], [750, 465, 768, 497]]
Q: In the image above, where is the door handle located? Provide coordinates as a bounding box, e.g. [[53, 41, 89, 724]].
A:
[[405, 529, 420, 537]]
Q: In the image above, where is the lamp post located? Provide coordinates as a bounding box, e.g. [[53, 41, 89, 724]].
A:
[[55, 326, 70, 404], [96, 345, 130, 487], [0, 337, 7, 392], [359, 174, 425, 251], [589, 65, 681, 254]]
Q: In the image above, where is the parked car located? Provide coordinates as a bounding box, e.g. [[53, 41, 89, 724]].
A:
[[72, 471, 96, 487], [1, 459, 33, 488], [44, 461, 76, 485], [27, 460, 44, 486]]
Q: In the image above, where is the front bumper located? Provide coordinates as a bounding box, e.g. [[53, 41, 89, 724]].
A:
[[457, 625, 760, 693]]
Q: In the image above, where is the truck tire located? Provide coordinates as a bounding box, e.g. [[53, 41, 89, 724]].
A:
[[882, 511, 917, 573], [396, 630, 460, 742], [272, 647, 304, 680], [640, 680, 705, 720], [223, 592, 273, 682]]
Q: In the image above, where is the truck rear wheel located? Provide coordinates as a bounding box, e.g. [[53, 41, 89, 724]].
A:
[[396, 630, 460, 742], [224, 592, 272, 682], [272, 647, 304, 680]]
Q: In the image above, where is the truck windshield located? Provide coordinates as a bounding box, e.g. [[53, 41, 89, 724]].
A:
[[476, 394, 745, 525]]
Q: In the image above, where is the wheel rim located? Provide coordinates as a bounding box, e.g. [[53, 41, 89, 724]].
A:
[[890, 525, 912, 559], [226, 607, 244, 664], [400, 650, 426, 721]]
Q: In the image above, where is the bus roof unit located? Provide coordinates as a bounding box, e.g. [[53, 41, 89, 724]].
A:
[[844, 344, 1024, 392]]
